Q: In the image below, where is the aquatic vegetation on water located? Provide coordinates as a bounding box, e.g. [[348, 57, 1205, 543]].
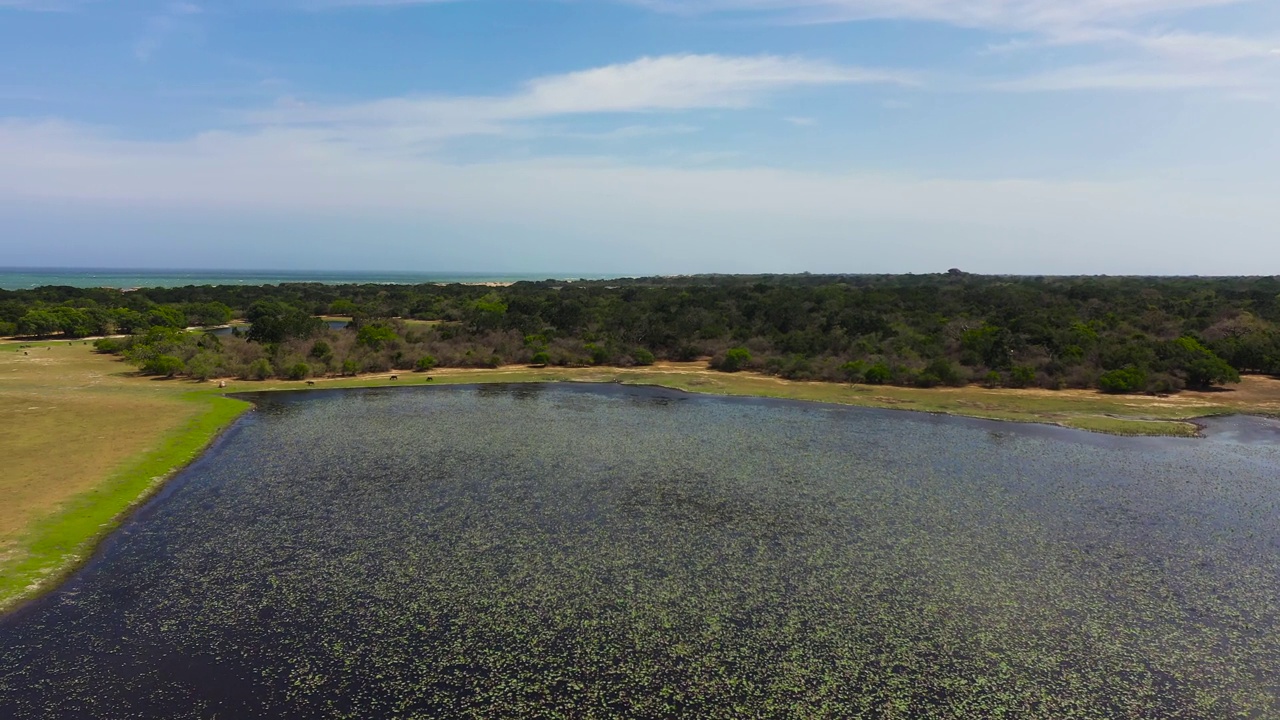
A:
[[2, 384, 1279, 718]]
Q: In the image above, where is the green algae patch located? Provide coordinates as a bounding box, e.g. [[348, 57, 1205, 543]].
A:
[[0, 394, 250, 612]]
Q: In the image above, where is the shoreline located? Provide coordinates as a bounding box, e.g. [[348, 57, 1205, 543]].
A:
[[3, 345, 1279, 614], [0, 393, 251, 614]]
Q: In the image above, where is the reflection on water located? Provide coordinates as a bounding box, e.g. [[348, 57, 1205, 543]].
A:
[[2, 385, 1278, 719]]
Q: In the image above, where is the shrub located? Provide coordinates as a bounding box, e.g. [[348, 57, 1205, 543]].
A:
[[286, 362, 311, 381], [530, 351, 551, 366], [720, 347, 751, 373], [632, 348, 655, 366], [341, 359, 360, 376], [839, 360, 865, 383], [93, 337, 127, 355], [309, 340, 332, 360], [186, 352, 221, 381], [1147, 372, 1185, 395], [585, 343, 609, 366], [1007, 365, 1037, 389], [246, 358, 273, 380], [923, 358, 965, 387], [983, 370, 1002, 388], [863, 362, 892, 385], [141, 354, 185, 378], [415, 355, 437, 372], [1098, 366, 1147, 394]]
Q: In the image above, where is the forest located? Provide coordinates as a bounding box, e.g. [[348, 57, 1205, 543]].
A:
[[4, 273, 1279, 394]]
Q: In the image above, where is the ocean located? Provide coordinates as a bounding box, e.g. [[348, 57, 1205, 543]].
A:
[[0, 268, 576, 291]]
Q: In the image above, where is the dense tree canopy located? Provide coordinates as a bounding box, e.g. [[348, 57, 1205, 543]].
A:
[[11, 273, 1279, 392]]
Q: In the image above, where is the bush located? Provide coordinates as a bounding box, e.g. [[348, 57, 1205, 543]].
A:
[[141, 354, 185, 378], [0, 321, 16, 337], [530, 351, 551, 366], [863, 362, 892, 385], [93, 337, 127, 355], [585, 343, 609, 366], [839, 360, 865, 383], [187, 352, 221, 381], [341, 359, 360, 376], [246, 358, 274, 380], [1007, 365, 1037, 389], [309, 340, 332, 360], [720, 347, 751, 373], [1098, 366, 1147, 394], [286, 362, 311, 381], [923, 358, 965, 387], [632, 348, 655, 366], [415, 355, 438, 372], [983, 370, 1002, 388]]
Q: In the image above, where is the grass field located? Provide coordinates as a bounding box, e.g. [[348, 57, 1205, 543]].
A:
[[0, 342, 250, 611], [2, 342, 1279, 612]]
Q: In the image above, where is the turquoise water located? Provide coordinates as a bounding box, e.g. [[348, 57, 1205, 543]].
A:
[[0, 268, 577, 291]]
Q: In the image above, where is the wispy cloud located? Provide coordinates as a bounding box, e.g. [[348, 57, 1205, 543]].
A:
[[135, 2, 203, 61], [3, 118, 1275, 274], [625, 0, 1253, 33], [242, 54, 913, 143], [0, 0, 85, 9]]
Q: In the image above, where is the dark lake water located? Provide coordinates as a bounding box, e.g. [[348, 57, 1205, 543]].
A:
[[3, 385, 1280, 718]]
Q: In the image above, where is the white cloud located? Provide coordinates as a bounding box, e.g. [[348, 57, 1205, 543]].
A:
[[987, 63, 1262, 91], [135, 2, 203, 61], [785, 116, 817, 126], [242, 54, 912, 142], [1, 117, 1275, 276], [628, 0, 1252, 33]]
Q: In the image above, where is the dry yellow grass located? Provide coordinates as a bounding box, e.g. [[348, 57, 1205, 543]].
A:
[[0, 343, 207, 557]]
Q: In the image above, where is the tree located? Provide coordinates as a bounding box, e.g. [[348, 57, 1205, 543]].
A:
[[18, 309, 61, 337], [1164, 336, 1240, 389], [415, 355, 438, 371], [286, 362, 311, 380], [246, 301, 324, 344], [356, 324, 399, 350], [632, 348, 655, 366], [309, 340, 333, 360], [530, 351, 551, 366]]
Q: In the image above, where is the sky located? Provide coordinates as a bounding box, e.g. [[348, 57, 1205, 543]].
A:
[[1, 0, 1277, 275]]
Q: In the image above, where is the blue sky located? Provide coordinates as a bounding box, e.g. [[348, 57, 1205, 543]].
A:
[[1, 0, 1277, 274]]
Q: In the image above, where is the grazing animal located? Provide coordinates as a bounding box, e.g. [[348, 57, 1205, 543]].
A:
[[426, 376, 433, 381], [306, 380, 316, 386], [390, 375, 399, 380], [218, 380, 227, 389]]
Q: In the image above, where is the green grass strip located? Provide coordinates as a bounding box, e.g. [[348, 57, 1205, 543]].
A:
[[0, 394, 251, 612]]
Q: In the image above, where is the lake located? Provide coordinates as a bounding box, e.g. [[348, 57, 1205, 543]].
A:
[[2, 385, 1278, 718]]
